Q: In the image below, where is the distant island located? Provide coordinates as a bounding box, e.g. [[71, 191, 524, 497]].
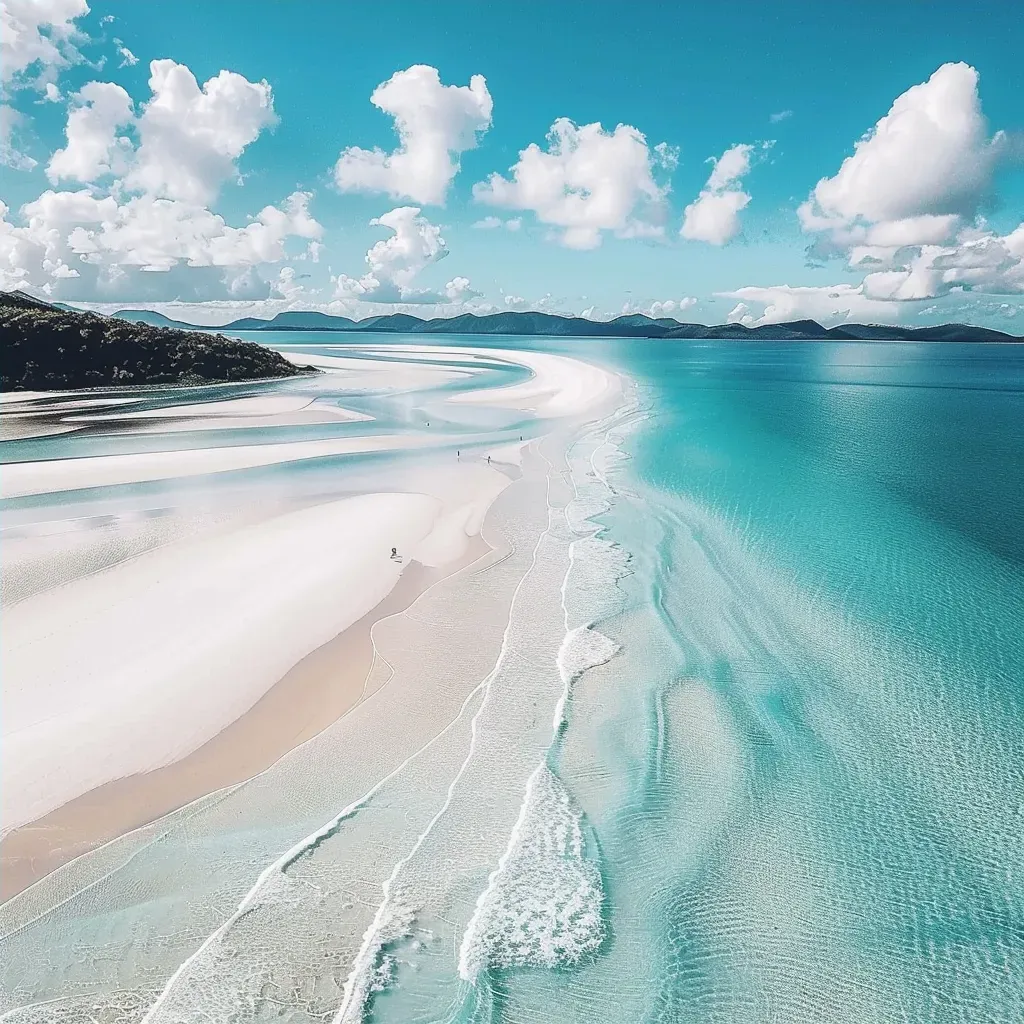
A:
[[115, 306, 1024, 343], [3, 289, 1018, 394], [1, 291, 309, 392]]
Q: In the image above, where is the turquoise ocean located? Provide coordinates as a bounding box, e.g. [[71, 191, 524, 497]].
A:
[[517, 338, 1024, 1023]]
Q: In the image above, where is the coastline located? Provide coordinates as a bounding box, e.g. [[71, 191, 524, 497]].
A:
[[0, 533, 498, 902], [0, 344, 632, 1024]]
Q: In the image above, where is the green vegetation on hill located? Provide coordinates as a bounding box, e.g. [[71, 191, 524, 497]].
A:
[[1, 291, 309, 392], [196, 307, 1022, 342]]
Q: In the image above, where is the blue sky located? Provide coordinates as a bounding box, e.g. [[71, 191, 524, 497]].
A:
[[1, 0, 1022, 327]]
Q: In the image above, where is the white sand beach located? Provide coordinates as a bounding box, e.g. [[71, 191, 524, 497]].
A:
[[0, 342, 623, 905]]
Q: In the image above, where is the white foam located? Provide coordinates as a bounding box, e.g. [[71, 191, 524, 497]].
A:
[[457, 763, 605, 981], [566, 495, 611, 536], [552, 626, 620, 731], [564, 535, 632, 629]]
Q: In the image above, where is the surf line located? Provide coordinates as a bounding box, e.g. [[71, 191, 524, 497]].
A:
[[456, 415, 627, 983], [331, 459, 559, 1023], [139, 462, 558, 1024]]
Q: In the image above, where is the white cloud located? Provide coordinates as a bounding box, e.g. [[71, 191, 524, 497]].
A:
[[622, 296, 698, 318], [681, 143, 756, 245], [125, 59, 276, 204], [472, 215, 521, 231], [333, 205, 457, 304], [681, 189, 750, 246], [444, 276, 481, 301], [76, 190, 321, 271], [654, 141, 680, 170], [1, 188, 321, 295], [46, 81, 134, 183], [364, 206, 446, 286], [334, 65, 492, 205], [725, 217, 1024, 326], [798, 63, 1005, 248], [0, 0, 89, 88], [705, 143, 753, 192], [114, 39, 138, 67], [729, 62, 1022, 326], [1, 102, 37, 170], [42, 59, 276, 200], [473, 118, 673, 249], [859, 224, 1024, 302], [719, 284, 901, 325], [0, 49, 317, 304], [270, 265, 308, 301], [653, 297, 697, 317], [769, 110, 793, 123], [43, 82, 62, 102]]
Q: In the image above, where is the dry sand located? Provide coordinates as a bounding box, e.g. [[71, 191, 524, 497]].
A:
[[0, 537, 492, 900]]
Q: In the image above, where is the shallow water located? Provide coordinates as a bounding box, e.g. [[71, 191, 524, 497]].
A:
[[2, 338, 1022, 1022], [536, 339, 1024, 1023]]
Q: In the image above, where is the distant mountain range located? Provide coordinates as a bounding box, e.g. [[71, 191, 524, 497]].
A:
[[112, 307, 1024, 343]]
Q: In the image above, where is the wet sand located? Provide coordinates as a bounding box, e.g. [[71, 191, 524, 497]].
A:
[[0, 537, 492, 901]]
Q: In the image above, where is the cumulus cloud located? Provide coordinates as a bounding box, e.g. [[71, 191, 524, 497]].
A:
[[71, 190, 321, 271], [858, 224, 1024, 302], [334, 206, 458, 304], [334, 65, 492, 205], [0, 0, 90, 88], [46, 81, 134, 183], [472, 215, 521, 231], [681, 143, 758, 245], [443, 275, 481, 301], [1, 48, 316, 304], [654, 297, 697, 317], [621, 297, 698, 318], [721, 222, 1024, 325], [473, 118, 673, 249], [719, 284, 901, 325], [125, 59, 276, 204], [1, 189, 322, 295], [270, 265, 308, 302], [42, 59, 276, 202], [724, 63, 1024, 328], [798, 63, 1005, 249]]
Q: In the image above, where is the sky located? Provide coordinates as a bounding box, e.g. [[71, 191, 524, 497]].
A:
[[1, 0, 1022, 328]]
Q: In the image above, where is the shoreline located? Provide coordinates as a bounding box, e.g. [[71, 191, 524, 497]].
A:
[[0, 534, 495, 902], [0, 345, 625, 910]]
